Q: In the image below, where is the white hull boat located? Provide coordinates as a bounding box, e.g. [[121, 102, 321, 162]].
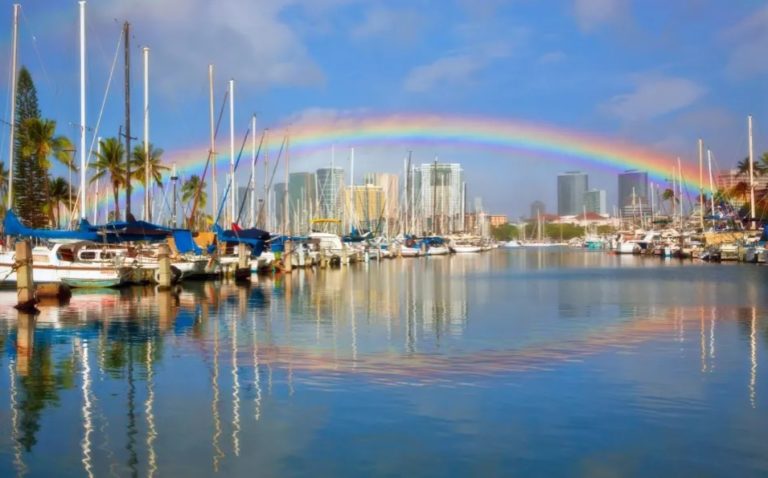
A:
[[453, 245, 482, 253], [0, 244, 130, 288], [426, 246, 450, 256]]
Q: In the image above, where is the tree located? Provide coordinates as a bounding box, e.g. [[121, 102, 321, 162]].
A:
[[661, 188, 677, 215], [0, 160, 8, 210], [90, 138, 126, 220], [131, 143, 168, 189], [49, 177, 71, 228], [17, 118, 74, 226], [730, 181, 750, 206], [736, 156, 766, 178], [13, 66, 48, 227], [181, 175, 207, 228]]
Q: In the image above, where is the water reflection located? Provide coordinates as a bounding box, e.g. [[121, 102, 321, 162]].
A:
[[0, 250, 767, 476]]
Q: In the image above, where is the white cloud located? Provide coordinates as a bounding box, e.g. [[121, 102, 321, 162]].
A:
[[350, 7, 425, 42], [600, 75, 707, 122], [723, 5, 768, 79], [404, 55, 486, 93], [86, 0, 347, 95], [538, 51, 566, 64], [573, 0, 627, 32], [403, 41, 513, 93]]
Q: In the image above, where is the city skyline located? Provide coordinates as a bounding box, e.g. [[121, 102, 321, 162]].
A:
[[0, 1, 765, 222]]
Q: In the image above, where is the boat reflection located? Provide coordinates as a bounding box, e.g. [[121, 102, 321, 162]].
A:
[[0, 254, 766, 475]]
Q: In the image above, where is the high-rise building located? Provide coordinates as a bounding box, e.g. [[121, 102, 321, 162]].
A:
[[344, 184, 385, 233], [474, 197, 484, 213], [583, 189, 607, 215], [273, 182, 287, 230], [316, 167, 344, 220], [557, 171, 588, 216], [618, 170, 650, 217], [530, 200, 546, 219], [418, 162, 465, 234], [363, 173, 399, 231], [288, 172, 317, 233]]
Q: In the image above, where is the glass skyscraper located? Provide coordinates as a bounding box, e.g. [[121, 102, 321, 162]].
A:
[[316, 167, 344, 220], [557, 171, 588, 216]]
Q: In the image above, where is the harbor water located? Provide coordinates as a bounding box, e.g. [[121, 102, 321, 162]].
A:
[[1, 248, 767, 477]]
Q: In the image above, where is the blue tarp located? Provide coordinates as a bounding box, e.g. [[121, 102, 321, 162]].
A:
[[172, 229, 203, 254], [3, 209, 172, 243]]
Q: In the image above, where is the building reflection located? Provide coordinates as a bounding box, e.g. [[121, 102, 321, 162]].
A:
[[2, 257, 768, 474]]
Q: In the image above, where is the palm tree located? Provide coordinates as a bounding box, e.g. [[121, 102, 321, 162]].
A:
[[181, 175, 206, 228], [736, 156, 767, 178], [131, 143, 168, 189], [661, 188, 677, 215], [0, 160, 8, 210], [17, 118, 74, 224], [49, 177, 70, 228], [90, 138, 126, 220], [730, 181, 750, 206]]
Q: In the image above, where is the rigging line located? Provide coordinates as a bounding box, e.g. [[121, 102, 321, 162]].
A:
[[20, 8, 55, 96], [85, 17, 113, 72], [70, 27, 123, 221], [236, 130, 264, 224], [189, 90, 228, 224], [214, 125, 251, 226], [256, 136, 288, 224]]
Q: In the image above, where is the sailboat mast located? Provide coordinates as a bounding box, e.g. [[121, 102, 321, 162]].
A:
[[79, 1, 87, 219], [263, 129, 269, 230], [93, 136, 101, 223], [7, 4, 19, 207], [123, 21, 131, 219], [284, 133, 290, 235], [698, 138, 704, 230], [143, 47, 150, 221], [228, 79, 235, 225], [209, 64, 217, 224], [250, 115, 256, 228], [748, 115, 756, 229], [349, 147, 354, 234], [707, 149, 715, 219], [677, 156, 683, 231]]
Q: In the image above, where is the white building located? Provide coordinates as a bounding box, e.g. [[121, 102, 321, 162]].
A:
[[417, 162, 465, 234]]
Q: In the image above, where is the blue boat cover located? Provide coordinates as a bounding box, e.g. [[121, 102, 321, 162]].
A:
[[172, 229, 203, 254], [3, 209, 172, 243]]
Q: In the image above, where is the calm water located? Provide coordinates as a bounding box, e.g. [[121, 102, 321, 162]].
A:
[[1, 249, 767, 477]]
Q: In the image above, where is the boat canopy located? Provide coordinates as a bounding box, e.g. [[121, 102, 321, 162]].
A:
[[172, 229, 203, 254], [3, 209, 172, 243], [213, 224, 270, 256]]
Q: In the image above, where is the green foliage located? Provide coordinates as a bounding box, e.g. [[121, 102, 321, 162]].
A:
[[491, 223, 518, 241], [16, 118, 74, 226], [181, 175, 208, 228], [49, 177, 71, 228], [493, 221, 615, 242], [131, 143, 168, 188], [90, 137, 127, 220], [13, 67, 48, 227]]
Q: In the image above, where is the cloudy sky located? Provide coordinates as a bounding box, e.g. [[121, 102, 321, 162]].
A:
[[0, 0, 766, 218]]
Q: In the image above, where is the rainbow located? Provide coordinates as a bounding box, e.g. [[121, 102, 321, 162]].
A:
[[166, 113, 701, 185], [90, 113, 706, 215]]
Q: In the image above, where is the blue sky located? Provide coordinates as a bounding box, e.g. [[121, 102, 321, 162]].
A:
[[0, 0, 767, 218]]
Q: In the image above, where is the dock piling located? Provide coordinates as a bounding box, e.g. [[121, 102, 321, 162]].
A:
[[157, 243, 172, 290], [15, 240, 37, 312], [284, 240, 293, 272]]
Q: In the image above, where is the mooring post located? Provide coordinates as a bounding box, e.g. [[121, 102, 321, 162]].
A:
[[284, 240, 293, 273], [157, 243, 172, 290], [16, 312, 35, 376], [238, 245, 248, 269], [15, 240, 36, 311], [234, 244, 251, 282]]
